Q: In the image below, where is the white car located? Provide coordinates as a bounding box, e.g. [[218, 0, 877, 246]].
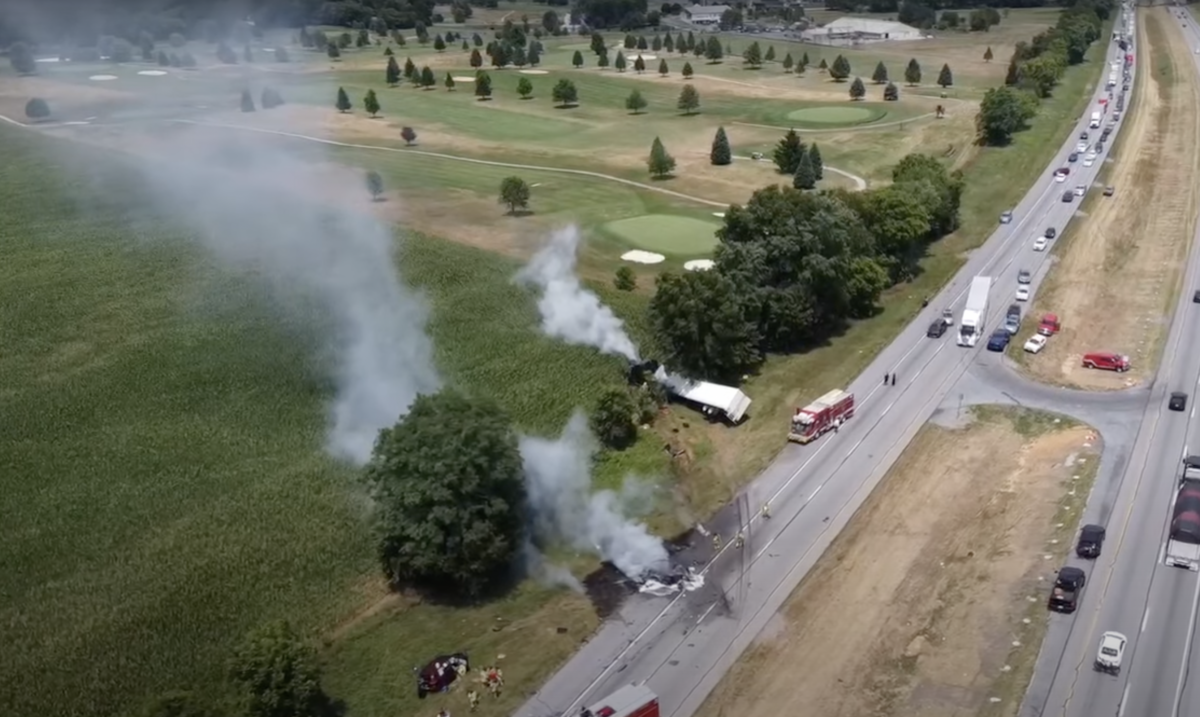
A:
[[1074, 185, 1087, 197], [1083, 153, 1096, 167], [1054, 172, 1067, 183], [1076, 141, 1089, 152], [1016, 285, 1031, 302], [1033, 236, 1048, 252], [1094, 631, 1127, 675], [1024, 334, 1048, 353]]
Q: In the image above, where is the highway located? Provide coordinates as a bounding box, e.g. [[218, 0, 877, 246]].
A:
[[1022, 7, 1200, 717], [515, 7, 1143, 717]]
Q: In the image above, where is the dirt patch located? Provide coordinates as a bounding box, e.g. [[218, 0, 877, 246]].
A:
[[1018, 8, 1199, 389], [695, 408, 1093, 717], [0, 75, 134, 120]]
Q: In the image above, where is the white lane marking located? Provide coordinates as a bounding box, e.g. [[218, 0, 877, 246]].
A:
[[1192, 405, 1196, 419], [1141, 607, 1151, 634], [1119, 683, 1131, 717], [694, 602, 718, 627], [809, 484, 823, 501], [1171, 573, 1200, 716]]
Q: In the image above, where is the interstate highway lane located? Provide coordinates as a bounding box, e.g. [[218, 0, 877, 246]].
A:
[[1028, 8, 1200, 717], [514, 14, 1141, 717]]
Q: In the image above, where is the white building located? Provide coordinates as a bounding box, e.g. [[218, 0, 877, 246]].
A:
[[685, 4, 732, 25], [804, 16, 924, 44]]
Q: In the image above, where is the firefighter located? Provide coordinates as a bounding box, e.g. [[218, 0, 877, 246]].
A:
[[711, 533, 721, 550], [467, 690, 480, 711], [734, 531, 745, 549], [761, 503, 771, 519]]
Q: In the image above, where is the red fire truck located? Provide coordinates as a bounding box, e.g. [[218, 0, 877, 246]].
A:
[[579, 683, 660, 717], [787, 389, 855, 444]]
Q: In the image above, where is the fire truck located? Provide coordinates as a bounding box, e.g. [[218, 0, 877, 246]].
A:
[[578, 683, 660, 717], [787, 389, 855, 444]]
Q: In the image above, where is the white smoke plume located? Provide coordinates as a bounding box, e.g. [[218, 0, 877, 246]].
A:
[[521, 413, 670, 580], [131, 125, 441, 463], [515, 226, 640, 361]]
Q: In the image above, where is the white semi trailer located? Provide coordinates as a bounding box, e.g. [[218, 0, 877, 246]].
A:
[[958, 276, 992, 347]]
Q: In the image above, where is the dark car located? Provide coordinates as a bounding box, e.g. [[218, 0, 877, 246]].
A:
[[1045, 227, 1057, 239], [1068, 152, 1079, 163], [1194, 289, 1200, 303], [1062, 191, 1074, 203], [1080, 131, 1089, 140], [1018, 270, 1032, 284], [1077, 524, 1106, 559], [1170, 392, 1189, 411], [987, 329, 1010, 352], [927, 320, 947, 339], [1048, 566, 1087, 613]]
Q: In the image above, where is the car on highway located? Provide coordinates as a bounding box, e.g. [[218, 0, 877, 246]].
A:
[[926, 320, 947, 339], [1074, 184, 1087, 197], [1079, 130, 1089, 140], [1083, 153, 1096, 167], [999, 210, 1013, 224], [986, 329, 1010, 352], [1054, 168, 1069, 183], [1068, 152, 1079, 163], [1062, 191, 1074, 203], [1075, 141, 1089, 153], [1170, 392, 1188, 411], [1004, 305, 1021, 334], [1194, 289, 1200, 303], [1045, 227, 1057, 239], [1094, 631, 1127, 675], [1081, 352, 1130, 372], [1017, 270, 1032, 284], [1016, 285, 1030, 302], [1048, 566, 1086, 613], [1024, 334, 1048, 353], [1033, 236, 1048, 252], [1076, 524, 1106, 558]]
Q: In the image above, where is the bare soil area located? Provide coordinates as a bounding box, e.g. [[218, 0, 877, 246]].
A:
[[695, 408, 1094, 717], [1019, 8, 1199, 389]]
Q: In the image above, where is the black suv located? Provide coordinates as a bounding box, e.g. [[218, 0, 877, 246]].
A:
[[1045, 227, 1057, 239], [1076, 524, 1106, 558], [1048, 566, 1087, 613], [927, 320, 946, 339], [1170, 392, 1188, 411]]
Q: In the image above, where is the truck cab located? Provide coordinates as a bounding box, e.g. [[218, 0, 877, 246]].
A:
[[1038, 313, 1061, 335], [1048, 566, 1086, 613]]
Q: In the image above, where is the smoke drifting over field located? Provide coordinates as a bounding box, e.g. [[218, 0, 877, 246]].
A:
[[135, 125, 441, 463], [515, 226, 641, 361], [521, 413, 669, 580]]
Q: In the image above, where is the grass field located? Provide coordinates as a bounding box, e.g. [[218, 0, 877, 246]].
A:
[[603, 214, 721, 254]]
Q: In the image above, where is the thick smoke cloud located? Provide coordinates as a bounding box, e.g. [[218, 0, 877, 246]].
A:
[[515, 226, 640, 361], [521, 413, 669, 580], [133, 125, 441, 463]]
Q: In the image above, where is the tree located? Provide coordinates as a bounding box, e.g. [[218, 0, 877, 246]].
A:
[[24, 97, 50, 119], [475, 71, 493, 99], [808, 143, 823, 181], [648, 136, 676, 178], [366, 170, 384, 200], [1004, 57, 1021, 86], [614, 266, 637, 291], [243, 45, 254, 63], [334, 87, 352, 113], [711, 126, 731, 166], [624, 34, 637, 49], [527, 42, 541, 66], [682, 61, 694, 79], [704, 36, 723, 63], [572, 49, 584, 68], [743, 41, 763, 68], [802, 51, 810, 66], [625, 89, 648, 114], [357, 28, 371, 47], [854, 184, 935, 280], [404, 57, 417, 79], [650, 270, 761, 382], [384, 46, 394, 57], [470, 48, 483, 69], [871, 61, 888, 84], [499, 176, 531, 214], [976, 85, 1037, 145], [937, 63, 953, 88], [765, 46, 776, 62], [386, 56, 401, 86], [904, 58, 921, 86], [327, 43, 341, 59], [181, 53, 197, 68], [659, 58, 669, 76], [637, 35, 649, 50], [434, 35, 446, 51], [983, 46, 994, 62], [241, 89, 256, 112], [401, 126, 417, 145], [793, 150, 816, 190], [818, 58, 828, 71], [597, 50, 609, 69], [773, 128, 805, 174], [365, 389, 526, 595], [364, 89, 381, 116], [590, 389, 638, 449], [884, 81, 899, 101], [517, 76, 533, 98], [849, 76, 866, 100], [138, 690, 216, 717], [782, 52, 794, 72], [420, 66, 436, 88], [634, 55, 646, 73], [614, 51, 627, 72], [440, 72, 453, 92], [157, 50, 170, 66], [228, 621, 327, 717], [677, 84, 700, 115], [552, 78, 579, 107], [829, 54, 851, 81]]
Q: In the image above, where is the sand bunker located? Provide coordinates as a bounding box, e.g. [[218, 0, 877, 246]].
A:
[[712, 212, 725, 218], [35, 57, 61, 63], [622, 250, 666, 264], [636, 54, 658, 61], [684, 260, 715, 271], [61, 121, 91, 126], [137, 70, 168, 76], [519, 69, 549, 75], [89, 74, 118, 81], [453, 76, 476, 81]]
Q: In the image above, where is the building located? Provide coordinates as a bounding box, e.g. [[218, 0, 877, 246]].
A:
[[684, 4, 733, 24], [803, 16, 924, 45]]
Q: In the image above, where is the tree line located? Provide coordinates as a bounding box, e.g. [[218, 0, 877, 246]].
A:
[[975, 0, 1113, 145]]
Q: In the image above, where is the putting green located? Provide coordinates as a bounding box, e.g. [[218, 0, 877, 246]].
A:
[[605, 215, 720, 255], [786, 106, 884, 126]]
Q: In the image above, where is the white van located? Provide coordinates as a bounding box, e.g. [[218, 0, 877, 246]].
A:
[[1089, 111, 1102, 128]]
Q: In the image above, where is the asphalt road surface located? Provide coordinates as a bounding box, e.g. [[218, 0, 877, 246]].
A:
[[1022, 9, 1200, 717], [515, 8, 1143, 717]]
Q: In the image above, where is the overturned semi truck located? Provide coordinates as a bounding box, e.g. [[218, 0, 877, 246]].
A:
[[628, 360, 751, 424]]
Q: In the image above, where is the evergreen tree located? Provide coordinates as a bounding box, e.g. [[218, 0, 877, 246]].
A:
[[634, 55, 646, 73], [572, 49, 584, 68], [793, 150, 816, 190], [404, 57, 417, 78], [710, 126, 732, 165], [705, 36, 723, 63], [475, 71, 493, 99], [327, 43, 340, 59], [240, 88, 256, 112], [772, 128, 805, 174], [849, 76, 866, 100], [336, 86, 351, 112], [904, 58, 922, 85], [782, 52, 794, 72], [659, 58, 669, 76], [384, 46, 394, 56], [818, 57, 828, 70], [871, 60, 888, 84], [420, 66, 436, 88], [1004, 58, 1021, 85], [445, 72, 456, 91], [637, 35, 648, 50], [517, 76, 533, 98], [648, 136, 676, 178], [743, 41, 762, 67], [829, 54, 851, 81], [808, 143, 823, 180], [434, 35, 446, 51], [883, 81, 900, 101], [625, 89, 648, 114], [598, 50, 609, 68], [765, 45, 775, 62], [664, 33, 675, 53], [624, 33, 637, 49], [937, 63, 953, 88], [682, 61, 694, 79], [364, 89, 381, 115], [983, 46, 994, 62], [615, 50, 627, 72], [801, 51, 810, 66], [386, 55, 401, 85], [677, 84, 700, 115]]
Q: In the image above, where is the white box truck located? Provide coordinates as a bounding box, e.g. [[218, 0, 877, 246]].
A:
[[958, 276, 992, 347], [1165, 456, 1200, 571], [1089, 111, 1102, 128]]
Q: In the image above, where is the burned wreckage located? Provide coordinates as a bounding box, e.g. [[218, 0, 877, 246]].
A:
[[627, 360, 751, 425], [636, 564, 704, 597], [415, 652, 469, 698]]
